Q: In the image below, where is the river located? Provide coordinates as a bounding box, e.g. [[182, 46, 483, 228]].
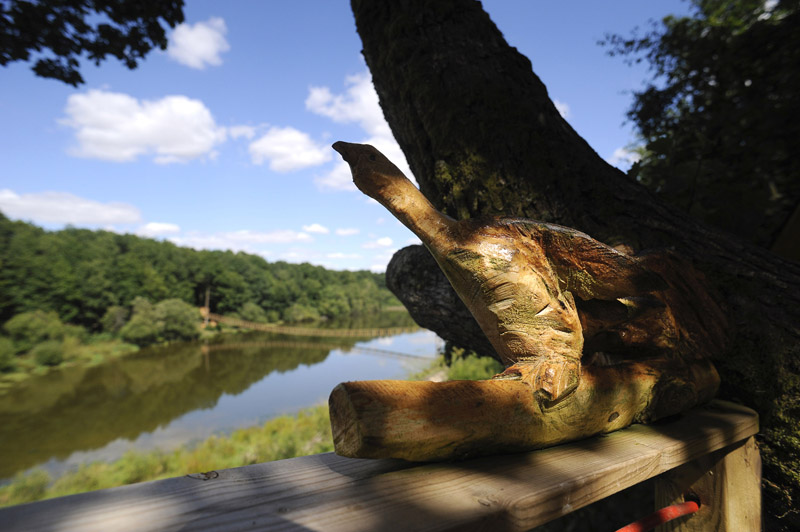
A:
[[0, 314, 440, 481]]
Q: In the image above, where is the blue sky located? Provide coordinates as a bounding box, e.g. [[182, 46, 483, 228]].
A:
[[0, 1, 690, 272]]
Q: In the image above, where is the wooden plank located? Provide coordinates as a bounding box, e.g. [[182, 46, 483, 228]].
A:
[[655, 435, 762, 531], [2, 400, 757, 532]]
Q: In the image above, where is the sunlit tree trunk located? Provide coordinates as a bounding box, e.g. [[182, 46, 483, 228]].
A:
[[351, 0, 800, 528]]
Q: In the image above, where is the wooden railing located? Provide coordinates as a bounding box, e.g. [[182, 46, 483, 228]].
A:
[[1, 400, 759, 531]]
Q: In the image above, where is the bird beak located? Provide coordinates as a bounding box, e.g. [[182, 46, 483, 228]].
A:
[[332, 141, 355, 164]]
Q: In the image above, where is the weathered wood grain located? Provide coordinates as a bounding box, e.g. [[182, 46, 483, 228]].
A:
[[655, 435, 762, 531], [329, 356, 720, 462], [1, 400, 757, 532]]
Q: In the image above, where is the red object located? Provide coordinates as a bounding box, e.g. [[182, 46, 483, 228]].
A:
[[615, 500, 700, 532]]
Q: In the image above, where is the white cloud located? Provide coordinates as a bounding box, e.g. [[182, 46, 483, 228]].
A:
[[307, 72, 392, 138], [306, 72, 415, 190], [554, 99, 570, 119], [248, 126, 331, 171], [369, 247, 400, 272], [607, 147, 642, 170], [229, 125, 256, 140], [61, 89, 226, 163], [363, 236, 393, 249], [0, 189, 141, 225], [137, 222, 181, 237], [302, 223, 329, 234], [327, 252, 362, 259], [223, 229, 312, 244], [167, 17, 230, 69], [169, 229, 312, 254], [315, 159, 356, 191], [335, 227, 360, 236]]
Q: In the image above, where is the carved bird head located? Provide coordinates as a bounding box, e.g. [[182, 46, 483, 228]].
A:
[[332, 141, 409, 201]]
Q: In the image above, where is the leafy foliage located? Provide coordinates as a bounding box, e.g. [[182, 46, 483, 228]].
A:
[[3, 310, 67, 354], [446, 348, 504, 381], [603, 0, 800, 251], [30, 340, 64, 366], [116, 297, 220, 346], [236, 301, 269, 323], [0, 213, 399, 331], [0, 0, 185, 85], [0, 337, 15, 371]]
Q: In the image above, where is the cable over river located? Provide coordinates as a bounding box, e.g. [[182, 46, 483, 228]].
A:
[[203, 311, 421, 338]]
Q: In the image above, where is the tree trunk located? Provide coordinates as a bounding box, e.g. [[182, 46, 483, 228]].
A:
[[351, 0, 800, 529]]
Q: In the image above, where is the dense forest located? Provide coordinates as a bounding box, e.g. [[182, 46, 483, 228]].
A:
[[0, 211, 399, 363]]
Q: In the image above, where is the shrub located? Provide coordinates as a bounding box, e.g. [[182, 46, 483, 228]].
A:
[[62, 324, 88, 342], [120, 297, 161, 346], [447, 348, 504, 381], [2, 469, 51, 506], [3, 310, 64, 353], [155, 299, 200, 342], [31, 340, 64, 366], [238, 302, 268, 324], [0, 337, 15, 371], [283, 303, 320, 323], [119, 297, 199, 346], [100, 306, 129, 334], [119, 314, 160, 346]]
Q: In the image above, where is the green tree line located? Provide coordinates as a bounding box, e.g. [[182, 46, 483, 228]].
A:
[[0, 212, 399, 358]]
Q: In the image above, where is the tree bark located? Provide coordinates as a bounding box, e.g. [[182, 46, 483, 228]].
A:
[[351, 0, 800, 529]]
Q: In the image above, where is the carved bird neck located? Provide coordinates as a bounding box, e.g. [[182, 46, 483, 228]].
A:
[[332, 141, 457, 247]]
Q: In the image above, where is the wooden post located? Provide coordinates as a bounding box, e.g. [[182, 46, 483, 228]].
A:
[[654, 435, 762, 531]]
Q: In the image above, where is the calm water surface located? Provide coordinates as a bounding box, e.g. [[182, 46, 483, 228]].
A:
[[0, 321, 439, 481]]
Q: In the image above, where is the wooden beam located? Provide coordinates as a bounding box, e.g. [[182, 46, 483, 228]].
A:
[[330, 357, 720, 461], [1, 401, 757, 532], [654, 435, 762, 531]]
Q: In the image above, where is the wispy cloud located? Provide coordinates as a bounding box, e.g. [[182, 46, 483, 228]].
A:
[[607, 146, 641, 170], [137, 222, 181, 237], [554, 99, 570, 119], [363, 236, 393, 249], [248, 126, 331, 171], [327, 252, 362, 259], [61, 89, 226, 163], [303, 223, 329, 234], [0, 189, 141, 225], [167, 17, 230, 69], [335, 227, 360, 236], [229, 125, 256, 140], [169, 229, 312, 254], [306, 72, 414, 190]]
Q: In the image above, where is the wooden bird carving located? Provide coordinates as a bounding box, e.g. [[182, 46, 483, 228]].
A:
[[332, 141, 680, 405], [327, 141, 725, 461]]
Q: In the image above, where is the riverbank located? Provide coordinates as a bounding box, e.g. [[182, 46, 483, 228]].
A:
[[0, 350, 501, 508], [0, 309, 419, 394], [0, 405, 334, 508]]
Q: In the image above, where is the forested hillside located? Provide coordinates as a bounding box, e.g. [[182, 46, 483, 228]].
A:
[[0, 212, 398, 330]]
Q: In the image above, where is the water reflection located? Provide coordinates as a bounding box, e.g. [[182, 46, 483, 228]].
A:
[[0, 326, 438, 480]]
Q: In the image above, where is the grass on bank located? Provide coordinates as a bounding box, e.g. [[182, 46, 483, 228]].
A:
[[0, 405, 334, 508], [0, 349, 503, 508]]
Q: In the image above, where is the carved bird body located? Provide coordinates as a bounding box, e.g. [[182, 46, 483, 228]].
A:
[[333, 141, 665, 403]]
